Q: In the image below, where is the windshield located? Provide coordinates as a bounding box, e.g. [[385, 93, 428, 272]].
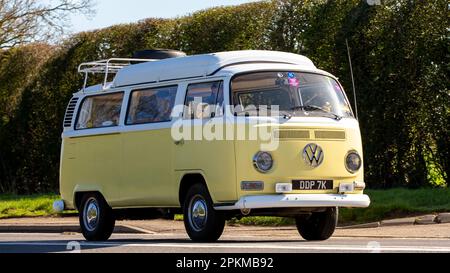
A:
[[231, 71, 354, 119]]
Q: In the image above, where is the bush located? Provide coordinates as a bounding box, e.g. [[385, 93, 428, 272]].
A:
[[0, 0, 447, 194]]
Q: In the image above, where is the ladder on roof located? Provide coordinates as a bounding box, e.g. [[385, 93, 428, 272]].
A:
[[78, 58, 156, 92]]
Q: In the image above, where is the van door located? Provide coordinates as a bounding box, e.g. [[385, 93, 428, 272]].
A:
[[174, 80, 237, 204], [120, 85, 178, 206]]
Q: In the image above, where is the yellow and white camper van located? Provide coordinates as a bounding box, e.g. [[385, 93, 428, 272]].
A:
[[58, 50, 370, 242]]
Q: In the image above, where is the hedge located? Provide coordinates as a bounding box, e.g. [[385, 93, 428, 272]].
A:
[[0, 0, 448, 193]]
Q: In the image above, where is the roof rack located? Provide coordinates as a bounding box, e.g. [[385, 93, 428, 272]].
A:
[[78, 58, 156, 92]]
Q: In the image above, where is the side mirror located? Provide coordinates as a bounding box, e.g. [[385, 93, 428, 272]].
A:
[[190, 102, 212, 119]]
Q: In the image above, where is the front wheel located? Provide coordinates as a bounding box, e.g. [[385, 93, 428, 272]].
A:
[[79, 193, 115, 241], [183, 183, 225, 242], [295, 207, 338, 241]]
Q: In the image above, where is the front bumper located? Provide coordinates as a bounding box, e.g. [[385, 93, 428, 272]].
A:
[[214, 194, 371, 210]]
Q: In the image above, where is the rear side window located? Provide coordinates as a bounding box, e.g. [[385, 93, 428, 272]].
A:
[[184, 81, 223, 119], [76, 92, 124, 130], [126, 85, 177, 125]]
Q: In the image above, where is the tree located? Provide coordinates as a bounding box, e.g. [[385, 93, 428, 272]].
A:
[[269, 0, 318, 53], [0, 0, 95, 49]]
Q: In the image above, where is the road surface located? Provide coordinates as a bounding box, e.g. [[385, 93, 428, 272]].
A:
[[0, 220, 449, 253]]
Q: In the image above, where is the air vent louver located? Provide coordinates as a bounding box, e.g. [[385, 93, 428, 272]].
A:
[[275, 130, 310, 140], [314, 130, 346, 140], [63, 97, 79, 128]]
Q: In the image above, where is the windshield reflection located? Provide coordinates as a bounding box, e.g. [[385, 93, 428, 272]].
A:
[[231, 71, 354, 119]]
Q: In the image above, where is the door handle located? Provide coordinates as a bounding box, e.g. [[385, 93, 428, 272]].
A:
[[174, 139, 185, 146]]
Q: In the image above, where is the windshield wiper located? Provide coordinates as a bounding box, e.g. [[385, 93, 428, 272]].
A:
[[291, 105, 343, 121], [234, 106, 292, 120]]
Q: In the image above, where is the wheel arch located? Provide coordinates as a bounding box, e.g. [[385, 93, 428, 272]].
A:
[[178, 173, 214, 207], [73, 190, 108, 210]]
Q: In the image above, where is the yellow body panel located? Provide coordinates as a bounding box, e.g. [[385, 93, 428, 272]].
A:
[[60, 133, 122, 208], [61, 118, 364, 209], [234, 121, 364, 200], [120, 128, 176, 207], [174, 120, 237, 203]]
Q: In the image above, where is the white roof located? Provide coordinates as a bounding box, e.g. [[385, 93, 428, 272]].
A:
[[111, 50, 317, 88], [219, 63, 335, 80]]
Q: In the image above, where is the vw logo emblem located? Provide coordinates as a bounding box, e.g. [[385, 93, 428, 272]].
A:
[[302, 144, 324, 168]]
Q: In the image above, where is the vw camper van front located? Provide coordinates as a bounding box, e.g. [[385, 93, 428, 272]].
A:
[[227, 71, 368, 202]]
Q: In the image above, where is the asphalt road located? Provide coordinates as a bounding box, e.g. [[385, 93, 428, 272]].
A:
[[1, 232, 450, 253]]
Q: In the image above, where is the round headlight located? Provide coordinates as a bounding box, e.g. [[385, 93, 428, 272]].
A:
[[345, 151, 362, 173], [253, 152, 273, 173]]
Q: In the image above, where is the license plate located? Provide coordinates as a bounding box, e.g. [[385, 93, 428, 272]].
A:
[[292, 180, 334, 190]]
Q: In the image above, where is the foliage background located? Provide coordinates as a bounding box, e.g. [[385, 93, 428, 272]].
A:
[[0, 0, 448, 194]]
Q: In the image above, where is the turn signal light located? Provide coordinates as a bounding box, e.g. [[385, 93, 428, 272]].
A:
[[241, 181, 264, 191]]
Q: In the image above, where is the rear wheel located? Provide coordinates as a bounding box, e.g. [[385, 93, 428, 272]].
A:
[[79, 193, 115, 241], [183, 183, 225, 242], [295, 207, 338, 241]]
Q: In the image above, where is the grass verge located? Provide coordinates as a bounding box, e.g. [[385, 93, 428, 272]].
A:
[[339, 188, 450, 225], [0, 194, 75, 219]]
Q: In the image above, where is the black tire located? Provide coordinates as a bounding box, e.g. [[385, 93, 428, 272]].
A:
[[183, 183, 225, 242], [79, 192, 115, 241], [295, 207, 338, 241]]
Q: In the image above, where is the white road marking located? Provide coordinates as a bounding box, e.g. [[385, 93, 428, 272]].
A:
[[0, 241, 450, 252], [2, 233, 450, 241]]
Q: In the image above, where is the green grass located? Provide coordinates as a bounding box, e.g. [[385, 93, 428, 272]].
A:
[[227, 216, 295, 226], [339, 188, 450, 225], [2, 188, 450, 225], [0, 194, 67, 219]]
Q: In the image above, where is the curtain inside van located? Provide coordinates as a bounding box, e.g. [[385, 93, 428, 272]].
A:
[[77, 98, 93, 129]]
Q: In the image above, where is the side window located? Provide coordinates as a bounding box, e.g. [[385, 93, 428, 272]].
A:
[[184, 81, 223, 119], [76, 92, 124, 130], [126, 85, 177, 125]]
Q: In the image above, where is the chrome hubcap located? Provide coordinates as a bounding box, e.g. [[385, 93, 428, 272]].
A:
[[83, 198, 99, 231], [188, 195, 208, 232]]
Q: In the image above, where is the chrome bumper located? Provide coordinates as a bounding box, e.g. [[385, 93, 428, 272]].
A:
[[214, 194, 371, 210]]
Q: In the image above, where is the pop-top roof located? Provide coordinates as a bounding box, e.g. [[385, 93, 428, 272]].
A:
[[112, 50, 316, 88]]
